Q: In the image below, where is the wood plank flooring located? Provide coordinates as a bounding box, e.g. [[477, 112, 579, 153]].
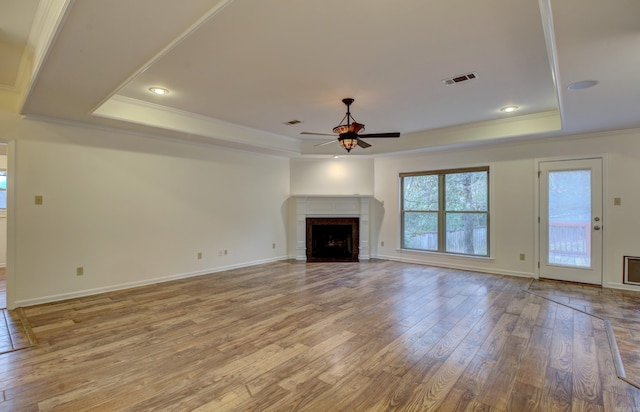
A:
[[529, 279, 640, 389], [0, 268, 35, 355], [0, 309, 35, 354], [0, 261, 639, 411]]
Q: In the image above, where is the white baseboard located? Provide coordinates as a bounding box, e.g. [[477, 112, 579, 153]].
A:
[[15, 255, 538, 308], [14, 256, 288, 308], [375, 254, 535, 279], [605, 282, 640, 292]]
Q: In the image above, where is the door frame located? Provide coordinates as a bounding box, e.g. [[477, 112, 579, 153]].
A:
[[5, 141, 15, 309], [534, 155, 607, 284]]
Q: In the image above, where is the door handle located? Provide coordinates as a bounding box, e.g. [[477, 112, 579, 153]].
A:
[[594, 225, 601, 231]]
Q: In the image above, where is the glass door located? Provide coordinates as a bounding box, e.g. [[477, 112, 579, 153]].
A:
[[539, 158, 603, 285]]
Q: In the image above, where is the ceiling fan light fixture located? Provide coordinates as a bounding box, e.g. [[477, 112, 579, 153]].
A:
[[333, 122, 365, 135], [304, 98, 399, 152], [333, 125, 348, 134], [338, 134, 358, 152]]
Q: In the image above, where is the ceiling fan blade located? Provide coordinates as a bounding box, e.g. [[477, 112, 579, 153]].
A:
[[314, 140, 338, 147], [356, 139, 372, 148], [301, 132, 335, 137], [358, 132, 400, 138]]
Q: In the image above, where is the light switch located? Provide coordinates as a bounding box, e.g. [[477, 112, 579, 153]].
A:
[[614, 197, 621, 206], [35, 195, 43, 205]]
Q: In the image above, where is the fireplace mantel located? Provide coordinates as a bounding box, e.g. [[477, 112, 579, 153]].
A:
[[292, 195, 371, 261]]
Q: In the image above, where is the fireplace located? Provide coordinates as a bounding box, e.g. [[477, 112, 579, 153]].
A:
[[306, 218, 359, 262], [292, 195, 371, 262]]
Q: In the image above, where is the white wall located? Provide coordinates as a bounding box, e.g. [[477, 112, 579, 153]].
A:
[[373, 130, 640, 289], [289, 157, 374, 258], [1, 111, 290, 307], [290, 157, 374, 196], [4, 106, 640, 307]]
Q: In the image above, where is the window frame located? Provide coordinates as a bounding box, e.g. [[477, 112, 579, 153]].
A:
[[400, 166, 490, 257]]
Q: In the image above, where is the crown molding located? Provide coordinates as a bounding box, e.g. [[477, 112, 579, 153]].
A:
[[93, 94, 301, 155]]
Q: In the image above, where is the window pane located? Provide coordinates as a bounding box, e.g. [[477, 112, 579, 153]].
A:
[[0, 172, 5, 209], [400, 167, 489, 256], [403, 212, 438, 250], [403, 175, 438, 210], [445, 172, 487, 211], [548, 170, 591, 267], [445, 213, 487, 255]]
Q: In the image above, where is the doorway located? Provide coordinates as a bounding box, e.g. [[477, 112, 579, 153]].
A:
[[538, 158, 603, 285], [0, 268, 5, 309], [0, 145, 6, 308]]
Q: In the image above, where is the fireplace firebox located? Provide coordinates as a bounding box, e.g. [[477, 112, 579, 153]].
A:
[[306, 217, 359, 262]]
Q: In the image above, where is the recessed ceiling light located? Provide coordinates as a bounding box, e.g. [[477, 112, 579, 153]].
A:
[[567, 80, 599, 91], [149, 87, 170, 95], [333, 155, 340, 159], [500, 105, 519, 113]]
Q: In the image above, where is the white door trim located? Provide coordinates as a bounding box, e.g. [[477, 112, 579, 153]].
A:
[[535, 155, 606, 285]]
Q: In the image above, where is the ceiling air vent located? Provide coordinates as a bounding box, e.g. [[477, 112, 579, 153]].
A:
[[442, 72, 478, 85], [284, 120, 302, 125]]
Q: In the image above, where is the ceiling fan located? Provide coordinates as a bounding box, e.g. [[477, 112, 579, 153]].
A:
[[301, 98, 400, 152]]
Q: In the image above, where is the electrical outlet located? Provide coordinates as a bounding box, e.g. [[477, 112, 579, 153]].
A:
[[381, 241, 385, 247], [519, 253, 525, 261], [272, 243, 276, 249], [197, 252, 202, 260], [76, 266, 84, 276], [614, 197, 622, 206], [224, 249, 228, 255]]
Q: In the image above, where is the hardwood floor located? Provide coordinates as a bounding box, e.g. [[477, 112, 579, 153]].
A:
[[0, 267, 34, 355], [0, 308, 35, 355], [0, 261, 639, 411], [529, 279, 640, 389]]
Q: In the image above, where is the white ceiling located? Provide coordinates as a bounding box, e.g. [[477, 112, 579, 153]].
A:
[[0, 0, 39, 91], [4, 0, 640, 156]]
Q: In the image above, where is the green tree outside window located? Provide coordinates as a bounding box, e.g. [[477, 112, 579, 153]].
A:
[[401, 167, 489, 256]]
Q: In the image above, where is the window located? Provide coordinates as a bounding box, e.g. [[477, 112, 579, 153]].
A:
[[0, 170, 6, 210], [400, 166, 489, 256]]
